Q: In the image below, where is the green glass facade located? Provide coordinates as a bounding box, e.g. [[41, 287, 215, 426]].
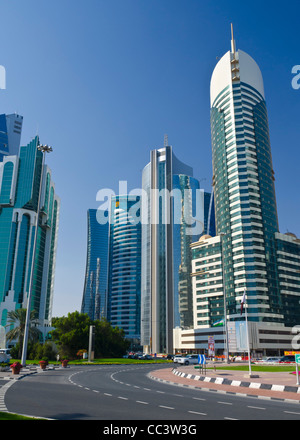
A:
[[0, 136, 60, 339]]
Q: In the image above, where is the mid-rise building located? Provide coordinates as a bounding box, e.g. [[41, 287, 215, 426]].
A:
[[0, 135, 60, 339]]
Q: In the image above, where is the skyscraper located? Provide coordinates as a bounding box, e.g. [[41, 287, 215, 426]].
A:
[[141, 143, 214, 354], [107, 195, 141, 343], [209, 25, 284, 323], [175, 27, 300, 357], [0, 113, 23, 161], [203, 26, 300, 329], [0, 136, 60, 338], [81, 209, 109, 320]]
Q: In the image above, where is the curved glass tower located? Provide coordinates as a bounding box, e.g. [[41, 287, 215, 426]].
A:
[[210, 26, 281, 323], [107, 195, 141, 343]]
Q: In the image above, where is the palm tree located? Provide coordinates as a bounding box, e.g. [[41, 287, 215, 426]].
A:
[[5, 309, 41, 359]]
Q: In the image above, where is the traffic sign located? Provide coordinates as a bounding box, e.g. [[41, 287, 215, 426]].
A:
[[198, 354, 206, 365], [295, 354, 300, 364]]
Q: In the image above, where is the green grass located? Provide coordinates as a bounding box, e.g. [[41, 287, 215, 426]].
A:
[[204, 365, 296, 373], [0, 411, 46, 420]]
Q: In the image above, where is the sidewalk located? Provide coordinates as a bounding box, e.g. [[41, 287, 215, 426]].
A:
[[149, 363, 300, 403], [0, 364, 59, 380]]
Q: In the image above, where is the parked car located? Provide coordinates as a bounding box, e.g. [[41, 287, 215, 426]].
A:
[[265, 357, 281, 363], [0, 349, 11, 361], [0, 348, 11, 362], [177, 354, 200, 366], [279, 355, 295, 363]]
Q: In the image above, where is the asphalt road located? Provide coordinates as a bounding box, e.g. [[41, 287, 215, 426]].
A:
[[4, 364, 300, 422]]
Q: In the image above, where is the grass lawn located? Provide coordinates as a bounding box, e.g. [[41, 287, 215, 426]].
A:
[[205, 364, 296, 373], [0, 411, 46, 420]]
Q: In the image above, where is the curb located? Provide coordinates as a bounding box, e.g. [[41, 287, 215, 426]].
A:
[[172, 368, 300, 394], [148, 370, 300, 404]]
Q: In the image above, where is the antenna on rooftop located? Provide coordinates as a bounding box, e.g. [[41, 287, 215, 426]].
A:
[[231, 23, 236, 55]]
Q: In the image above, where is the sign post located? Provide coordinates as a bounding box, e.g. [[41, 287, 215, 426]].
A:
[[295, 354, 300, 386], [198, 355, 206, 375]]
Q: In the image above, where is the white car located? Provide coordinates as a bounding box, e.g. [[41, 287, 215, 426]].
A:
[[0, 349, 11, 362], [173, 355, 184, 363], [265, 357, 281, 363], [176, 354, 200, 366]]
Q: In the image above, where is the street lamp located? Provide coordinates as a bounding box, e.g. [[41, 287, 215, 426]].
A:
[[21, 143, 53, 366], [219, 232, 230, 364]]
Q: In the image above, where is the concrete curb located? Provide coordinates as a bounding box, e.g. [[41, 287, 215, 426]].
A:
[[172, 368, 300, 394]]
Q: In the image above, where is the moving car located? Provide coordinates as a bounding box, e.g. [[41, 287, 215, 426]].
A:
[[173, 354, 185, 363]]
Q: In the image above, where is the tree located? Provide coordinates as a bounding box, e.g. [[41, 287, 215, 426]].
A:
[[5, 309, 41, 359], [51, 311, 130, 359]]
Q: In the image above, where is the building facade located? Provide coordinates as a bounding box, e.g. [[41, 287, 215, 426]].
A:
[[0, 113, 23, 161], [141, 144, 215, 354], [81, 209, 109, 321], [107, 195, 141, 343], [184, 28, 300, 357], [0, 136, 60, 339]]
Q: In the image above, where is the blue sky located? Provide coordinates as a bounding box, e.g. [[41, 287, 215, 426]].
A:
[[0, 0, 299, 316]]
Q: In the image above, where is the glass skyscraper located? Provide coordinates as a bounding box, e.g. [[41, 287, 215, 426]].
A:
[[141, 144, 215, 354], [107, 195, 141, 343], [81, 209, 109, 321], [0, 135, 60, 338], [206, 26, 300, 327], [0, 113, 23, 161]]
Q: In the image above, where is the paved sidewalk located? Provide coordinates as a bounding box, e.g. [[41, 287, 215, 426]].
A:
[[0, 364, 60, 381], [149, 364, 300, 403]]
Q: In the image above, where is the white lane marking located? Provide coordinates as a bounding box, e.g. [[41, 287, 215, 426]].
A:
[[188, 411, 207, 416]]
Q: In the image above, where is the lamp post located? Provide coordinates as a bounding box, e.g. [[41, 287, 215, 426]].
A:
[[21, 143, 53, 367], [220, 232, 230, 364]]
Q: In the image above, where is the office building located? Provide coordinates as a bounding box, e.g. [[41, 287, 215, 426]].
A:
[[0, 136, 60, 338], [141, 143, 215, 354], [81, 209, 109, 320], [175, 27, 300, 357], [0, 113, 23, 161], [107, 195, 141, 343]]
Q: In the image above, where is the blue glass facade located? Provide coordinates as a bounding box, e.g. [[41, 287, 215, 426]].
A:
[[107, 195, 141, 342], [0, 113, 23, 161], [81, 209, 109, 320], [0, 135, 60, 335]]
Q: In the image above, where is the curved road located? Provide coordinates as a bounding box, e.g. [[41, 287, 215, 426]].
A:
[[4, 364, 300, 421]]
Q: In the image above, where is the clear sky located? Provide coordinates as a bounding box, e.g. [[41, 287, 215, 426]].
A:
[[0, 0, 299, 317]]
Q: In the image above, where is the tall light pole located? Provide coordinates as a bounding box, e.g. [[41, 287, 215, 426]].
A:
[[21, 143, 53, 366], [220, 232, 230, 363]]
